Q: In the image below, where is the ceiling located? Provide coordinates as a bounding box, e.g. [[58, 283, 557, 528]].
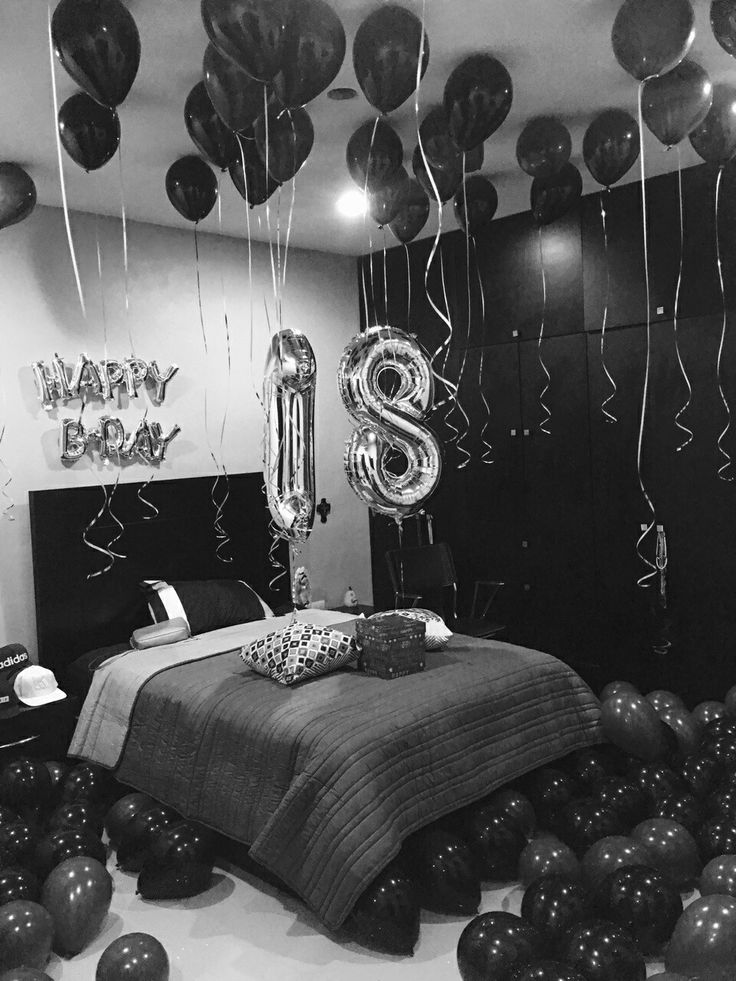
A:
[[3, 0, 736, 255]]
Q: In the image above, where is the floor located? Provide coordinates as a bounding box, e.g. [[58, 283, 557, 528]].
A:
[[41, 858, 675, 980]]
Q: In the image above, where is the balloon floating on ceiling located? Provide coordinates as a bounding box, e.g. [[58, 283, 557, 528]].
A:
[[611, 0, 695, 81], [516, 116, 572, 180], [412, 145, 461, 204], [689, 82, 736, 164], [201, 0, 288, 83], [230, 136, 280, 208], [352, 4, 429, 114], [58, 92, 121, 172], [51, 0, 141, 108], [368, 167, 410, 227], [642, 59, 713, 148], [165, 155, 218, 223], [388, 179, 430, 244], [418, 106, 483, 174], [531, 163, 582, 227], [184, 82, 240, 172], [346, 119, 403, 192], [443, 54, 513, 152], [0, 163, 37, 232], [203, 43, 268, 137], [454, 175, 498, 236], [273, 0, 346, 108], [711, 0, 736, 58], [254, 104, 314, 183], [583, 109, 640, 188]]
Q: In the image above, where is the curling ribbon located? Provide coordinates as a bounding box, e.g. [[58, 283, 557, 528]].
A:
[[453, 158, 473, 469], [599, 191, 618, 424], [635, 83, 658, 588], [0, 425, 14, 521], [472, 237, 494, 464], [137, 473, 158, 519], [537, 227, 551, 436], [673, 147, 693, 451], [714, 165, 733, 481]]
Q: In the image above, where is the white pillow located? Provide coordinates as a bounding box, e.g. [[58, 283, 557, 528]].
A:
[[368, 609, 453, 651]]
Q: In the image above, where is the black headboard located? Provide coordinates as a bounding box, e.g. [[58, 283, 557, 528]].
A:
[[29, 473, 290, 671]]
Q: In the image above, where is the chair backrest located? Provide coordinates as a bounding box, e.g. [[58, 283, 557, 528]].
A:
[[385, 542, 458, 599]]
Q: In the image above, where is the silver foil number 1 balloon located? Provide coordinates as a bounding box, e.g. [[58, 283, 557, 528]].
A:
[[338, 325, 442, 520], [263, 329, 316, 543]]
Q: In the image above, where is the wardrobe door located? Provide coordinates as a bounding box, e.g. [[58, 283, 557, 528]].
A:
[[517, 332, 596, 665]]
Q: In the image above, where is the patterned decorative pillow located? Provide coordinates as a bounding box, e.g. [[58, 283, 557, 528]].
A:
[[240, 622, 358, 686], [369, 608, 453, 651]]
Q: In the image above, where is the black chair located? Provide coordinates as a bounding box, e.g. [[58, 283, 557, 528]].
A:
[[385, 542, 506, 640]]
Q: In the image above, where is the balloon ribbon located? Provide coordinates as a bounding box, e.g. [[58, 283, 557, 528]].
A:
[[599, 191, 617, 424], [714, 165, 733, 481], [537, 227, 551, 435]]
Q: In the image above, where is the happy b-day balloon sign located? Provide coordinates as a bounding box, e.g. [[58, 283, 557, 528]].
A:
[[32, 353, 181, 464]]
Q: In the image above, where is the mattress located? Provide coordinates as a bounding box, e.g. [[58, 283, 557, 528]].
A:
[[69, 611, 601, 930]]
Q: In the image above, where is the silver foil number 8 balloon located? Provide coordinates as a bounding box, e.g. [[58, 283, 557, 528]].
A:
[[338, 325, 442, 520], [263, 329, 316, 543]]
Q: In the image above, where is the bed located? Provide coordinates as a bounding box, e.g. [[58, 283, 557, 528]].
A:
[[30, 474, 602, 932]]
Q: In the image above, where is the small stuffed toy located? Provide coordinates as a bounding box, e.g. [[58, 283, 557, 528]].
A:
[[293, 566, 312, 609], [343, 585, 358, 607]]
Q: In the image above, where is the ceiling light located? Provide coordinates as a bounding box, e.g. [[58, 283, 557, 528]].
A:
[[328, 87, 358, 101], [337, 189, 367, 218]]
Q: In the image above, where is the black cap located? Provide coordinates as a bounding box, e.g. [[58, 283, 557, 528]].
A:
[[0, 644, 30, 718]]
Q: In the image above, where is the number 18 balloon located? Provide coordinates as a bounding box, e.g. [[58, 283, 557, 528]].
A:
[[263, 329, 316, 543], [338, 325, 441, 521]]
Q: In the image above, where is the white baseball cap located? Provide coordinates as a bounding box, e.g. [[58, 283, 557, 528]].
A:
[[13, 665, 66, 707]]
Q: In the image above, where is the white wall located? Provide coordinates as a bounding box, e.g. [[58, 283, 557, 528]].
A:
[[0, 203, 372, 658]]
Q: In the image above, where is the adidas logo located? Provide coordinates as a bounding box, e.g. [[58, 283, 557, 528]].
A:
[[0, 653, 27, 669], [0, 694, 9, 704]]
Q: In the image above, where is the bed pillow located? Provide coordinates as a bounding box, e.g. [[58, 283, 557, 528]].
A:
[[141, 579, 273, 635], [368, 608, 453, 651], [240, 622, 358, 686]]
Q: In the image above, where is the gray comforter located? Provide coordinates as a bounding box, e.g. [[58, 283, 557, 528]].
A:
[[71, 622, 601, 930]]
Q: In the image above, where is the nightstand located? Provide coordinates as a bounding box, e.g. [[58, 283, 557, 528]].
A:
[[0, 696, 80, 766]]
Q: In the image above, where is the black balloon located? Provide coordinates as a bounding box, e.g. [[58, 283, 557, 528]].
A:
[[712, 0, 736, 57], [680, 753, 721, 798], [61, 764, 113, 808], [201, 0, 289, 82], [116, 805, 174, 873], [52, 0, 141, 108], [580, 836, 655, 892], [0, 824, 40, 868], [369, 167, 410, 227], [412, 145, 461, 203], [464, 806, 527, 880], [34, 828, 107, 881], [630, 818, 701, 890], [595, 778, 649, 828], [254, 104, 313, 183], [165, 156, 218, 224], [556, 799, 624, 856], [352, 4, 429, 115], [0, 760, 51, 812], [0, 163, 36, 233], [184, 82, 239, 171], [104, 793, 155, 846], [457, 911, 541, 981], [41, 857, 112, 958], [706, 785, 736, 820], [346, 864, 419, 956], [403, 829, 480, 915], [522, 769, 577, 816], [593, 864, 683, 955], [630, 762, 686, 806], [520, 874, 589, 958], [531, 163, 582, 227], [0, 867, 40, 907], [137, 862, 212, 901], [203, 43, 268, 136], [96, 932, 169, 981], [516, 117, 571, 180], [565, 750, 615, 792], [583, 109, 639, 188], [388, 178, 429, 244], [444, 54, 513, 151], [654, 793, 704, 835], [0, 968, 53, 980], [563, 919, 646, 981], [611, 0, 695, 81], [230, 135, 280, 207], [58, 92, 120, 172], [272, 0, 345, 108], [454, 176, 498, 236], [642, 59, 713, 147], [518, 835, 580, 886], [419, 105, 483, 173], [47, 801, 103, 838], [43, 762, 68, 806], [347, 119, 403, 193], [486, 789, 537, 839], [0, 901, 53, 975], [0, 805, 20, 826], [696, 817, 736, 864], [690, 82, 736, 164], [147, 821, 213, 867]]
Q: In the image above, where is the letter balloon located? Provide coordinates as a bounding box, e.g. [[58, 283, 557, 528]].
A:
[[263, 329, 316, 544], [611, 0, 695, 81], [338, 325, 442, 522]]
